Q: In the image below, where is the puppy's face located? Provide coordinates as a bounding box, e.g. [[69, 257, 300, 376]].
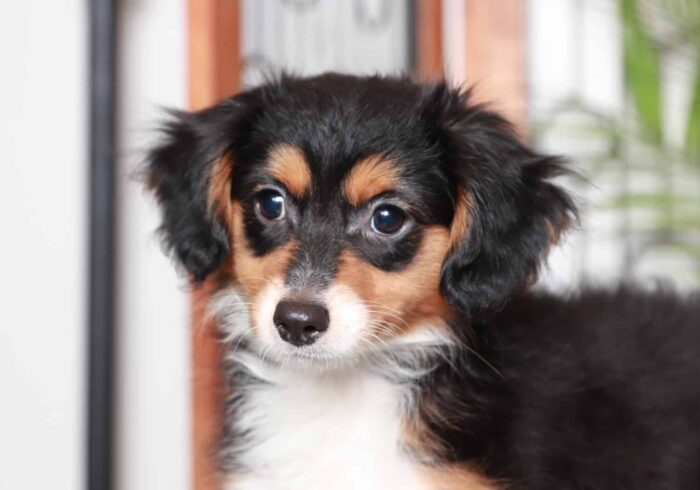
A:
[[220, 144, 455, 362], [147, 74, 575, 366]]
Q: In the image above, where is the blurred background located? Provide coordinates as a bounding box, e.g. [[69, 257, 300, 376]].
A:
[[1, 1, 698, 489]]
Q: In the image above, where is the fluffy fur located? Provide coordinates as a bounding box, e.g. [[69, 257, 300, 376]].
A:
[[146, 73, 700, 489]]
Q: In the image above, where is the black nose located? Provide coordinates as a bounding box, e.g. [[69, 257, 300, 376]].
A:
[[273, 301, 329, 346]]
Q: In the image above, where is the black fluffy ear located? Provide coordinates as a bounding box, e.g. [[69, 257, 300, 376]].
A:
[[145, 95, 258, 282], [425, 85, 577, 317]]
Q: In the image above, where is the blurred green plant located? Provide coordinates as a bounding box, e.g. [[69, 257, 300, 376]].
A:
[[660, 0, 700, 159], [622, 0, 663, 143], [619, 0, 700, 278], [687, 59, 700, 157], [537, 0, 700, 281]]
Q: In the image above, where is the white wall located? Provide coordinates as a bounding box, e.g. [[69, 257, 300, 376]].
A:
[[116, 2, 191, 490], [0, 2, 86, 490], [0, 5, 191, 490]]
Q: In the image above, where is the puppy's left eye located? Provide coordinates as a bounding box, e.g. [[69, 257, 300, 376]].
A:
[[256, 189, 286, 220], [371, 205, 406, 235]]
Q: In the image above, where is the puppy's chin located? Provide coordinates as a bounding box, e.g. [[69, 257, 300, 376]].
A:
[[250, 342, 364, 371]]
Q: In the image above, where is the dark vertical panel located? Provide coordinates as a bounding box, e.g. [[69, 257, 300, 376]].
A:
[[87, 0, 117, 489], [407, 0, 417, 74]]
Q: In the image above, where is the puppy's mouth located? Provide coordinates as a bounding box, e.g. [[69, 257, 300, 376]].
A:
[[251, 325, 367, 370], [214, 281, 451, 369], [216, 281, 368, 366]]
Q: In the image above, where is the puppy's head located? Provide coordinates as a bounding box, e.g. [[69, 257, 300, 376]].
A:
[[146, 74, 575, 366]]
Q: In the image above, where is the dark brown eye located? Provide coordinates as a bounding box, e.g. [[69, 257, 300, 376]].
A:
[[371, 205, 406, 235], [256, 189, 285, 220]]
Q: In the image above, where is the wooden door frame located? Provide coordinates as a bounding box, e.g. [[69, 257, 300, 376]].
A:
[[417, 0, 526, 128], [464, 0, 527, 130], [188, 2, 241, 490], [416, 0, 443, 80]]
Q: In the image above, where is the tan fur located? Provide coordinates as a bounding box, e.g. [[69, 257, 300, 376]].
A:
[[449, 188, 472, 249], [230, 202, 296, 300], [335, 225, 454, 336], [420, 464, 504, 490], [546, 216, 570, 245], [208, 155, 235, 236], [343, 155, 401, 205], [402, 401, 451, 459], [267, 144, 312, 198]]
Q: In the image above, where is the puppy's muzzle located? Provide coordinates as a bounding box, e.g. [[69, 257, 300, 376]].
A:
[[273, 300, 329, 346]]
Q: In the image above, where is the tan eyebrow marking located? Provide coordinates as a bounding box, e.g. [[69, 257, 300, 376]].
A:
[[343, 154, 401, 205], [267, 144, 312, 198]]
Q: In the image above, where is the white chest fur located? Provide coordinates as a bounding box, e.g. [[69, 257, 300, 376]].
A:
[[224, 358, 431, 490]]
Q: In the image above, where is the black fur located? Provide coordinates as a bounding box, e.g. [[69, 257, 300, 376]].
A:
[[146, 73, 569, 311], [146, 93, 262, 281], [421, 287, 700, 489], [146, 73, 700, 489], [435, 95, 576, 316]]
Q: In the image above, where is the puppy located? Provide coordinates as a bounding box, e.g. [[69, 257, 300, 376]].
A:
[[146, 74, 700, 490]]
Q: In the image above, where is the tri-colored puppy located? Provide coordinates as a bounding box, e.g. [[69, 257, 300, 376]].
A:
[[146, 74, 700, 490]]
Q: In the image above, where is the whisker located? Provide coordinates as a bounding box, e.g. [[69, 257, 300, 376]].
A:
[[362, 308, 411, 330], [463, 343, 505, 380]]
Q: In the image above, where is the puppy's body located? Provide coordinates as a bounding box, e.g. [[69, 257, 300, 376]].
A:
[[433, 288, 700, 489], [215, 287, 700, 490], [146, 74, 700, 489]]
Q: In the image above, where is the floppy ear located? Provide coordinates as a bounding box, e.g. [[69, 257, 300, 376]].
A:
[[424, 85, 577, 317], [145, 95, 259, 282]]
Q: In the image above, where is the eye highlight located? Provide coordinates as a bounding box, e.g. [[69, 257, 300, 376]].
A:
[[256, 189, 286, 221], [370, 205, 406, 235]]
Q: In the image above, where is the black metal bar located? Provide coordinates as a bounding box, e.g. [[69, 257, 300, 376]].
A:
[[407, 0, 417, 75], [88, 0, 117, 489]]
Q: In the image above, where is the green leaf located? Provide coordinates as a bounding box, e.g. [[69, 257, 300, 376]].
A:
[[686, 60, 700, 159], [622, 0, 663, 143]]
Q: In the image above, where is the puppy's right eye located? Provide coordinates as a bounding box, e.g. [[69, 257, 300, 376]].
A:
[[371, 205, 406, 235], [256, 189, 286, 221]]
